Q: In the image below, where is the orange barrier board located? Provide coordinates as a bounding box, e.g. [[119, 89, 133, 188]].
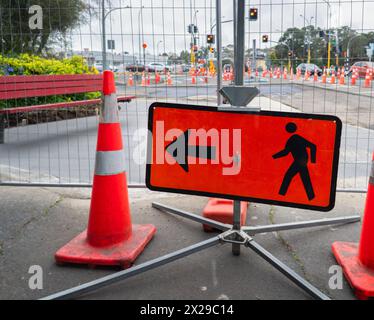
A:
[[146, 103, 342, 212]]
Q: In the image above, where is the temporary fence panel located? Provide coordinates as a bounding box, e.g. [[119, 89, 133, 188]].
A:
[[0, 0, 373, 192]]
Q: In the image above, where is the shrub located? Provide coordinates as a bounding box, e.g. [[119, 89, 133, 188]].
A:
[[0, 54, 101, 109]]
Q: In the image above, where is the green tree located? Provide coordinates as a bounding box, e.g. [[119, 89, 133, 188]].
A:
[[0, 0, 88, 55]]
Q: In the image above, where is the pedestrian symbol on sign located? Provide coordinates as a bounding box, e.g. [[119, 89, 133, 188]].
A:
[[273, 122, 317, 201]]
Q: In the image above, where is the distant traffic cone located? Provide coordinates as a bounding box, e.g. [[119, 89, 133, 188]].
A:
[[339, 67, 345, 85], [296, 68, 301, 80], [167, 72, 173, 86], [147, 73, 151, 86], [127, 73, 134, 87], [313, 69, 318, 82], [351, 68, 357, 86], [322, 68, 327, 84], [141, 72, 146, 86], [155, 71, 161, 84], [276, 68, 281, 79], [55, 71, 156, 269], [304, 70, 310, 81], [364, 68, 371, 88], [283, 68, 288, 80], [332, 153, 374, 300], [191, 73, 197, 84], [330, 70, 336, 84], [269, 68, 273, 79]]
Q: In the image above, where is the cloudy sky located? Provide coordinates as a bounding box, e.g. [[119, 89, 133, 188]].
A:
[[70, 0, 374, 56]]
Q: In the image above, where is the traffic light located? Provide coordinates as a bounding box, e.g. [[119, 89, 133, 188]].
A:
[[209, 47, 215, 53], [193, 45, 198, 52], [207, 34, 215, 44], [288, 51, 293, 57], [249, 8, 258, 21], [262, 35, 269, 43]]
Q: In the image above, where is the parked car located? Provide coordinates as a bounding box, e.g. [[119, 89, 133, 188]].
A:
[[126, 64, 146, 73], [296, 63, 323, 76], [347, 61, 374, 78], [147, 62, 171, 73], [94, 63, 118, 73]]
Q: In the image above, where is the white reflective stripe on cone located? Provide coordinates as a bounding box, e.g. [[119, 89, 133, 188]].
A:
[[95, 150, 126, 176], [100, 94, 120, 124]]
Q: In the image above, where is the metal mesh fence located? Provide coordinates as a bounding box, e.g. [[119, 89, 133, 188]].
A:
[[0, 0, 373, 191]]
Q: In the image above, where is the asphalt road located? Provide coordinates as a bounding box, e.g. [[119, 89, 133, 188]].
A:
[[0, 92, 372, 191]]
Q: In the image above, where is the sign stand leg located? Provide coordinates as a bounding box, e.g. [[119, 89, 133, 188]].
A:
[[41, 202, 359, 300]]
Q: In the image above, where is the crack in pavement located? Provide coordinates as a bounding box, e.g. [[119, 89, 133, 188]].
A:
[[267, 206, 332, 298]]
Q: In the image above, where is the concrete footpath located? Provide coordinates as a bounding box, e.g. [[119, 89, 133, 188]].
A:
[[0, 186, 366, 300]]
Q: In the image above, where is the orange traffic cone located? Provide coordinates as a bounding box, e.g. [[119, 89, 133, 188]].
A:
[[322, 68, 327, 84], [330, 70, 336, 84], [339, 67, 345, 85], [55, 71, 156, 269], [332, 153, 374, 300], [296, 68, 301, 80], [351, 68, 357, 86], [304, 70, 310, 81], [155, 71, 161, 84], [283, 68, 287, 80], [269, 68, 273, 79], [167, 72, 173, 86], [127, 73, 134, 87], [313, 69, 318, 82], [202, 199, 248, 233], [191, 73, 197, 84], [364, 68, 371, 88], [141, 72, 146, 86]]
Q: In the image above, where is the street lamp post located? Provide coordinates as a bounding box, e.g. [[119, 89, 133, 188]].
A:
[[300, 14, 314, 64], [323, 0, 333, 69], [138, 6, 145, 65], [101, 2, 131, 70], [157, 41, 163, 62]]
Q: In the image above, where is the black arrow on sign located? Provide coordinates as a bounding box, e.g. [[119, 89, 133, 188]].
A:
[[165, 130, 217, 173]]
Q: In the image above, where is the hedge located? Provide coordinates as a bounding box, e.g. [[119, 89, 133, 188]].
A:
[[0, 54, 101, 109]]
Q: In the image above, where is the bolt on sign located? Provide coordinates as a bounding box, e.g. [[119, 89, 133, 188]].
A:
[[146, 103, 342, 212]]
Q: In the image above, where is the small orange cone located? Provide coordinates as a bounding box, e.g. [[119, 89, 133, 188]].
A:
[[283, 68, 288, 80], [339, 67, 345, 85], [332, 153, 374, 300], [296, 68, 301, 80], [55, 71, 156, 269], [202, 199, 248, 232], [127, 73, 134, 87], [191, 73, 197, 84], [364, 68, 372, 88], [141, 72, 146, 86], [155, 71, 161, 84], [322, 68, 327, 84], [167, 72, 173, 86], [351, 68, 357, 86], [313, 69, 318, 82], [330, 70, 336, 84]]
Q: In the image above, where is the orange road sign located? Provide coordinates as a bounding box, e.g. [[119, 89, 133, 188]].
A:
[[146, 103, 342, 212]]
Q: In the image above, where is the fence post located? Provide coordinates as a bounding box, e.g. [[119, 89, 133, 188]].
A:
[[0, 113, 5, 144]]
